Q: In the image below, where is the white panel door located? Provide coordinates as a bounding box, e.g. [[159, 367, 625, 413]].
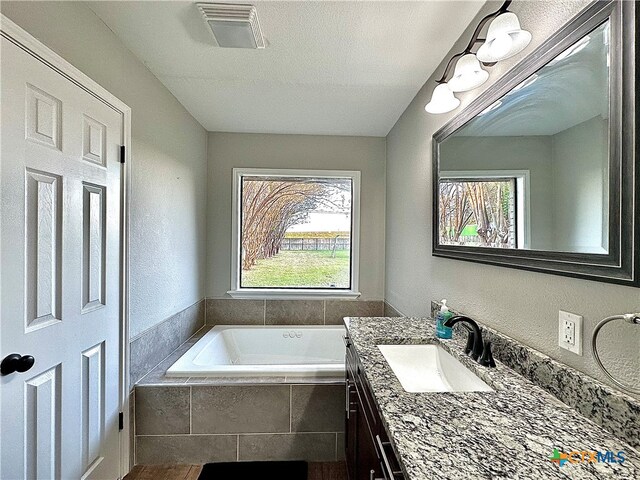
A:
[[1, 35, 123, 480]]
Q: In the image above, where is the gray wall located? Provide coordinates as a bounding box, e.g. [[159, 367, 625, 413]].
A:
[[440, 135, 554, 249], [1, 2, 209, 338], [551, 116, 609, 253], [385, 0, 639, 391], [206, 132, 386, 300]]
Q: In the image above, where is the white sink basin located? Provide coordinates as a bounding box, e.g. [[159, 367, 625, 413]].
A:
[[377, 344, 493, 393]]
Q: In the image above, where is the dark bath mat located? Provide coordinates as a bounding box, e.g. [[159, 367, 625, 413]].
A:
[[198, 461, 308, 479]]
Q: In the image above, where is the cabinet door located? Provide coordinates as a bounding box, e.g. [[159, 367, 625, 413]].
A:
[[345, 378, 358, 480], [345, 339, 358, 480], [357, 408, 383, 480]]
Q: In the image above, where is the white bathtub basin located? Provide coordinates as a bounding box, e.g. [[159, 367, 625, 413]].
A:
[[167, 325, 346, 377], [377, 344, 493, 393]]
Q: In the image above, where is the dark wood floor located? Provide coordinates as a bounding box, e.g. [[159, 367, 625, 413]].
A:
[[307, 462, 348, 480], [124, 465, 201, 480], [124, 462, 347, 480]]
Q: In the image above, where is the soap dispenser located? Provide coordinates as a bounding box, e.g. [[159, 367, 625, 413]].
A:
[[435, 299, 453, 339]]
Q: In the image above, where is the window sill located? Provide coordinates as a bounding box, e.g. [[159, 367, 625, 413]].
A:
[[227, 289, 362, 300]]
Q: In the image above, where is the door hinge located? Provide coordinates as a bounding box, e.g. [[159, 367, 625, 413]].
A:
[[119, 145, 126, 164], [119, 411, 124, 431]]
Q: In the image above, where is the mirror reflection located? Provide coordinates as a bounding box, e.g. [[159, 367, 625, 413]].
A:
[[438, 20, 610, 253]]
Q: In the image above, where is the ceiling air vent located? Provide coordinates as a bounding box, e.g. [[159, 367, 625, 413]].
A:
[[197, 3, 265, 49]]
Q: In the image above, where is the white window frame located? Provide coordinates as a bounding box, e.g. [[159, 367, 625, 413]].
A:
[[439, 169, 531, 249], [228, 168, 361, 299]]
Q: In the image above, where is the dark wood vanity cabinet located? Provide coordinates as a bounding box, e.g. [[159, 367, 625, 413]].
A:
[[344, 335, 404, 480]]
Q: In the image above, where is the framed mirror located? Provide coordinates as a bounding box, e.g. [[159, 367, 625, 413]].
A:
[[432, 0, 638, 287]]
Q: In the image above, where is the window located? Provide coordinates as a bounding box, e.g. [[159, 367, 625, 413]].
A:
[[439, 170, 529, 249], [229, 168, 361, 298]]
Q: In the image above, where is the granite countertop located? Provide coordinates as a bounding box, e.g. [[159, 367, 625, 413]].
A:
[[345, 317, 640, 480]]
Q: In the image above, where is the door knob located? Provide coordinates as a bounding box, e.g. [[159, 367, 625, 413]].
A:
[[1, 353, 35, 375]]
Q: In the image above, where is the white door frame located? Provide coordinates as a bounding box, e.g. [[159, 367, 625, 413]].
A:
[[0, 15, 133, 478]]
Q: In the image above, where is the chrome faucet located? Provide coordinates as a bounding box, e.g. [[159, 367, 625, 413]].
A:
[[444, 315, 495, 367]]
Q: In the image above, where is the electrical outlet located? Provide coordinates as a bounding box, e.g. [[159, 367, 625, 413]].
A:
[[563, 320, 575, 345], [558, 310, 583, 355]]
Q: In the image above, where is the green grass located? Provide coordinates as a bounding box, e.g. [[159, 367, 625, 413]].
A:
[[241, 250, 350, 288], [461, 225, 478, 236]]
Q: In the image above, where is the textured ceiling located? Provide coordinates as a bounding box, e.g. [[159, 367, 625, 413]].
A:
[[87, 1, 485, 136]]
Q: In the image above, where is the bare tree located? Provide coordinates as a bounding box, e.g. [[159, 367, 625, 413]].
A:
[[241, 179, 346, 270], [439, 182, 473, 242], [439, 180, 513, 247]]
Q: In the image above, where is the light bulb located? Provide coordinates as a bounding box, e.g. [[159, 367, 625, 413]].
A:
[[476, 12, 532, 63], [425, 84, 460, 114], [490, 32, 513, 59], [447, 54, 489, 92]]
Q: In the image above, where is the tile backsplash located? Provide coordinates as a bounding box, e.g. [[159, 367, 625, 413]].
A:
[[383, 301, 403, 317], [206, 298, 384, 326]]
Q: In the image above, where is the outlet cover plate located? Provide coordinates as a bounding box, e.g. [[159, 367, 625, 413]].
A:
[[558, 310, 583, 355]]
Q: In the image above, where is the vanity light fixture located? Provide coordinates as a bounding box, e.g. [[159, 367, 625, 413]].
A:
[[425, 0, 531, 114], [447, 54, 490, 92], [476, 12, 532, 63], [425, 83, 461, 114]]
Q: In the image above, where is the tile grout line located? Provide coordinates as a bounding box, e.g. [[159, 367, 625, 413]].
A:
[[289, 384, 293, 433], [236, 434, 240, 461], [189, 386, 192, 434], [143, 378, 345, 387], [263, 300, 266, 325], [323, 300, 326, 325], [135, 431, 341, 437], [335, 432, 338, 462]]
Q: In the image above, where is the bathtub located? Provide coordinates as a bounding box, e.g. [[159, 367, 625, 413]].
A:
[[166, 325, 346, 377]]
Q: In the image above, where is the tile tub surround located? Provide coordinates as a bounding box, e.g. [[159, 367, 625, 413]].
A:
[[131, 298, 366, 387], [131, 299, 372, 464], [130, 300, 205, 385], [136, 329, 345, 386], [384, 301, 403, 317], [205, 298, 384, 326], [134, 383, 345, 464], [347, 317, 640, 480], [429, 301, 640, 449]]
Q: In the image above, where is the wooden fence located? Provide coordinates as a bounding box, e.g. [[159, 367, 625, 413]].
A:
[[281, 238, 350, 251]]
